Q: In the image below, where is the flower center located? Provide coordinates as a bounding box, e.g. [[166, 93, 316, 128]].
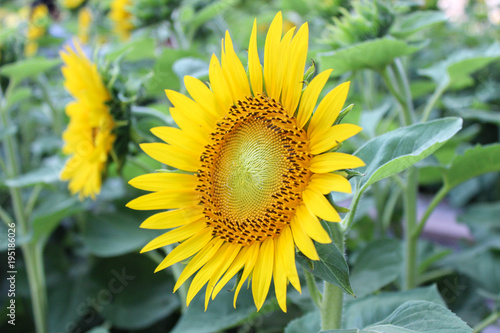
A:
[[197, 94, 313, 245]]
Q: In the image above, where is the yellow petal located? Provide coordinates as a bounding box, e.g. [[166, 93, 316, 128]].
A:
[[184, 75, 224, 118], [126, 189, 197, 211], [309, 124, 363, 155], [290, 213, 319, 260], [221, 31, 251, 102], [308, 173, 352, 195], [209, 54, 233, 111], [165, 89, 216, 131], [252, 238, 274, 311], [248, 19, 263, 95], [273, 236, 288, 312], [309, 152, 365, 174], [140, 219, 206, 253], [278, 226, 301, 293], [129, 172, 197, 192], [212, 245, 252, 300], [205, 243, 242, 310], [233, 242, 260, 308], [140, 206, 204, 229], [174, 237, 225, 292], [302, 187, 340, 222], [170, 107, 210, 145], [264, 12, 283, 99], [140, 143, 199, 172], [154, 229, 213, 272], [296, 69, 332, 129], [308, 82, 350, 138], [270, 27, 295, 101], [150, 126, 205, 155], [282, 23, 308, 116], [296, 204, 331, 244]]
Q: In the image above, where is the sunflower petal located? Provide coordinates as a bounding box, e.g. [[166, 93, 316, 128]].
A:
[[150, 126, 205, 155], [140, 143, 199, 172], [233, 242, 260, 308], [129, 172, 197, 192], [296, 69, 332, 129], [278, 226, 301, 293], [308, 173, 352, 195], [248, 19, 263, 95], [184, 75, 223, 118], [140, 206, 204, 229], [209, 54, 233, 110], [309, 152, 365, 174], [221, 31, 251, 102], [273, 236, 288, 312], [302, 187, 340, 222], [296, 204, 331, 243], [264, 12, 283, 99], [308, 81, 350, 138], [140, 219, 206, 253], [290, 214, 319, 260], [309, 124, 363, 155], [126, 189, 197, 211], [252, 238, 274, 311], [212, 245, 252, 300]]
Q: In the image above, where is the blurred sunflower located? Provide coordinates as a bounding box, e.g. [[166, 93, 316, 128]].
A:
[[77, 7, 92, 44], [25, 3, 50, 57], [60, 43, 116, 200], [60, 0, 86, 9], [109, 0, 134, 40], [127, 12, 364, 312]]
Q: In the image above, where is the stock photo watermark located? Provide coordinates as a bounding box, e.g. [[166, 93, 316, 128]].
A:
[[5, 221, 17, 326]]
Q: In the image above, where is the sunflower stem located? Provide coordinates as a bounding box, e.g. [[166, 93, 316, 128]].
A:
[[472, 310, 500, 333], [413, 185, 449, 238], [321, 281, 344, 330], [303, 269, 322, 309], [421, 83, 447, 123], [37, 75, 62, 134], [1, 81, 48, 333], [403, 168, 418, 290]]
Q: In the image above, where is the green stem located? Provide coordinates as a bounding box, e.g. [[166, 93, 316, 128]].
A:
[[1, 82, 48, 333], [417, 268, 454, 285], [379, 66, 412, 126], [0, 205, 14, 226], [413, 186, 449, 238], [321, 281, 344, 330], [25, 184, 42, 218], [421, 83, 447, 123], [303, 269, 322, 309], [381, 186, 402, 231], [393, 59, 415, 123], [403, 168, 418, 290], [37, 75, 62, 134], [473, 311, 500, 333]]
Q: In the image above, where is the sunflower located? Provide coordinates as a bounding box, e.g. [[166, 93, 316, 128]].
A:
[[61, 0, 86, 9], [127, 12, 364, 312], [109, 0, 134, 40], [25, 3, 49, 57], [77, 7, 92, 44], [60, 42, 116, 200]]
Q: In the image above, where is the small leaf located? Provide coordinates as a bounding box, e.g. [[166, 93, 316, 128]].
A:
[[355, 117, 463, 193], [297, 241, 354, 296], [443, 144, 500, 190], [350, 239, 402, 298], [4, 165, 61, 188], [105, 37, 156, 62], [390, 11, 447, 38], [317, 38, 419, 76], [0, 57, 60, 82]]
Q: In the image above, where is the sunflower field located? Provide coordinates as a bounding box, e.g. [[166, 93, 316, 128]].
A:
[[1, 0, 500, 332]]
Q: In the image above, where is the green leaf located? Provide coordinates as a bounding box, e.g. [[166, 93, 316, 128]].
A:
[[350, 239, 402, 298], [297, 241, 354, 296], [89, 254, 179, 329], [285, 311, 320, 333], [390, 11, 447, 38], [354, 118, 462, 192], [327, 301, 471, 332], [419, 43, 500, 90], [32, 194, 84, 244], [171, 278, 265, 333], [458, 202, 500, 241], [81, 211, 161, 257], [317, 38, 419, 76], [343, 285, 445, 329], [6, 87, 31, 109], [105, 37, 156, 62], [443, 144, 500, 190], [4, 165, 60, 188], [0, 57, 60, 82], [0, 124, 17, 141]]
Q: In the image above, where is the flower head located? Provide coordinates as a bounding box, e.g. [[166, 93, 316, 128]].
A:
[[109, 0, 134, 40], [61, 0, 86, 9], [60, 42, 116, 200], [77, 7, 92, 44], [127, 12, 364, 312], [25, 3, 50, 57]]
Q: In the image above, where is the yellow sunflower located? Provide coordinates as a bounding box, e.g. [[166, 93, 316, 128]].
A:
[[127, 12, 364, 312], [25, 4, 49, 57], [109, 0, 134, 40], [60, 42, 116, 200], [77, 7, 92, 44], [61, 0, 86, 9]]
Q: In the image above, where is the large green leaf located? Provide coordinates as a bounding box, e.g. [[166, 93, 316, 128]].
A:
[[458, 202, 500, 241], [343, 285, 445, 329], [390, 11, 447, 38], [419, 43, 500, 90], [324, 301, 471, 332], [0, 57, 60, 82], [354, 118, 462, 192], [4, 165, 60, 188], [284, 311, 320, 333], [317, 38, 419, 76], [297, 241, 354, 296], [105, 37, 156, 62], [443, 144, 500, 190], [81, 211, 161, 257], [350, 239, 402, 298], [89, 254, 179, 329]]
